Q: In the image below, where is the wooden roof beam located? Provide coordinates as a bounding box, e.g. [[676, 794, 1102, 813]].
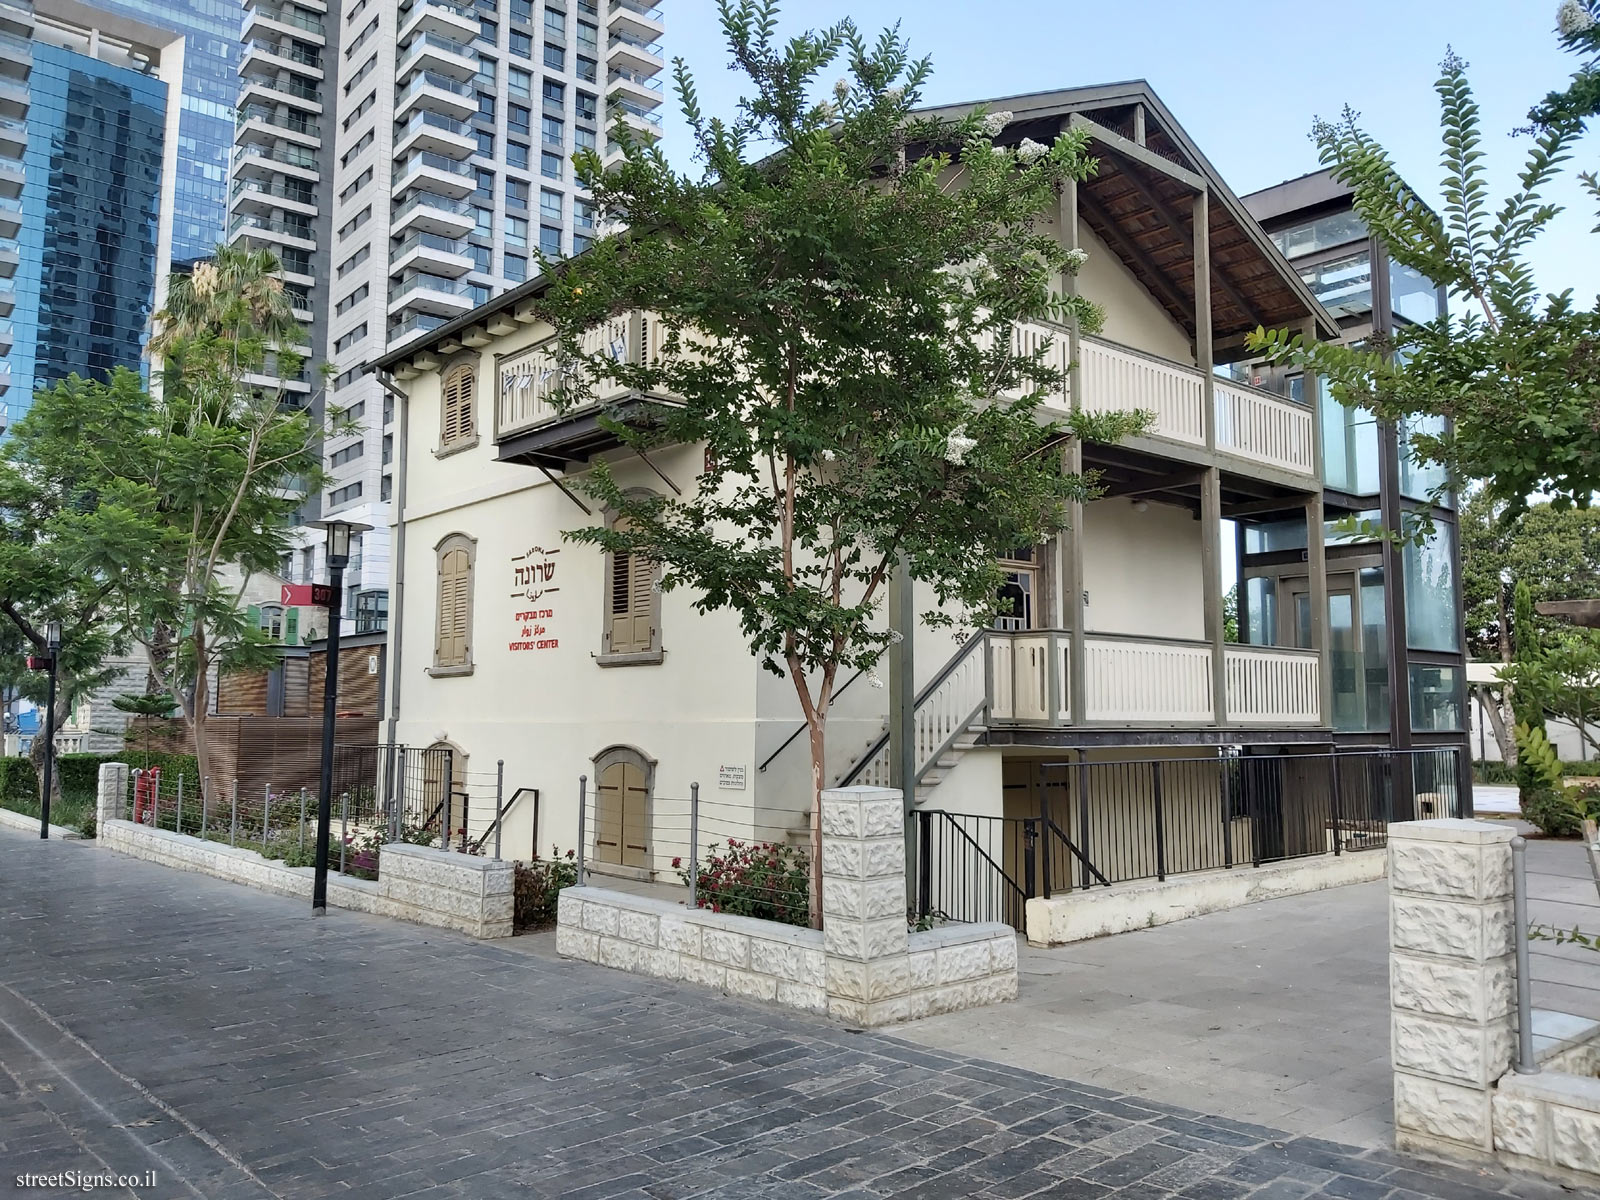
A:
[[1101, 468, 1206, 499], [1067, 113, 1205, 191], [1077, 189, 1194, 335], [1112, 163, 1270, 331]]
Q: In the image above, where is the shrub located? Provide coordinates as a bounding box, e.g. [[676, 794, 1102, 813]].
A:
[[1473, 759, 1517, 785], [675, 839, 809, 927], [1524, 787, 1584, 838], [0, 757, 38, 810], [514, 849, 578, 930], [1562, 760, 1600, 778], [77, 810, 96, 839]]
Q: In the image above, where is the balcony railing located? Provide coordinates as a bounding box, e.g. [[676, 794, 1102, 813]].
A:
[[248, 5, 325, 37], [398, 31, 475, 63], [1214, 379, 1317, 475], [392, 190, 473, 226], [395, 108, 472, 142], [393, 150, 473, 179], [244, 39, 321, 70], [389, 312, 449, 344], [239, 104, 320, 138], [607, 30, 663, 57], [235, 142, 319, 171], [396, 69, 472, 106], [228, 213, 315, 242], [986, 630, 1319, 728], [391, 270, 488, 304], [608, 66, 663, 91], [242, 71, 320, 103], [231, 177, 316, 207], [390, 230, 468, 264], [608, 99, 662, 127], [610, 0, 664, 20], [496, 313, 645, 438]]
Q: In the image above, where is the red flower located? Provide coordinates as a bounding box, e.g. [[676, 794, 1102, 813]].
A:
[[671, 856, 682, 869]]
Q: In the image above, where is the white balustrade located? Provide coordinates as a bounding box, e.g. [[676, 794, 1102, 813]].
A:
[[1083, 636, 1213, 723], [1076, 337, 1206, 446], [1224, 645, 1320, 724], [496, 313, 635, 438], [1214, 379, 1316, 475]]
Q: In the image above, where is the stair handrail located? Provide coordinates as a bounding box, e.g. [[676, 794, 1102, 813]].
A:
[[756, 660, 877, 773], [469, 785, 538, 856], [840, 629, 991, 790]]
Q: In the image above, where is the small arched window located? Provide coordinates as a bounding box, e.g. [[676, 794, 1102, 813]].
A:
[[440, 362, 477, 450], [431, 533, 476, 675]]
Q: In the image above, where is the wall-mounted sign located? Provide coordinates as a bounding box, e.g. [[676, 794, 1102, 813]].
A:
[[509, 546, 560, 651], [717, 764, 746, 791]]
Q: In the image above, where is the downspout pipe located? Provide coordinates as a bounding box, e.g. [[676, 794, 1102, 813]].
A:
[[374, 368, 410, 749]]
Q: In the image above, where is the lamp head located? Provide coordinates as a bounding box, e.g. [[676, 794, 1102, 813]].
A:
[[311, 518, 373, 569], [45, 620, 60, 650]]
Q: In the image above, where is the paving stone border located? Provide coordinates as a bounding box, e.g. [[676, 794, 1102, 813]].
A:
[[558, 787, 1018, 1026]]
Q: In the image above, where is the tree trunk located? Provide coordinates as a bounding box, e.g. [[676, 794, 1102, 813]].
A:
[[188, 642, 214, 801], [1472, 684, 1517, 765], [806, 716, 825, 930]]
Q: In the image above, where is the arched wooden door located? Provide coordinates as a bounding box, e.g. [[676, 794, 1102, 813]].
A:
[[595, 760, 649, 868]]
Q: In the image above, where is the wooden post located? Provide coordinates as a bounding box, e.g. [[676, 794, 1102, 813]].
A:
[[1302, 316, 1332, 730], [1194, 188, 1214, 450], [1061, 176, 1087, 726], [888, 556, 916, 817], [1201, 468, 1226, 725]]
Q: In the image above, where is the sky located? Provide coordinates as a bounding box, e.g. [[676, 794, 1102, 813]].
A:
[[654, 0, 1600, 303]]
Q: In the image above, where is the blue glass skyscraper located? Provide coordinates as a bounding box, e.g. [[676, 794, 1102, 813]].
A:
[[12, 42, 165, 401], [68, 0, 240, 266]]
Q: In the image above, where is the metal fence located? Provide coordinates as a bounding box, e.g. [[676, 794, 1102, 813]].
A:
[[912, 746, 1466, 930], [117, 744, 539, 877], [1510, 827, 1600, 1071], [574, 777, 810, 926]]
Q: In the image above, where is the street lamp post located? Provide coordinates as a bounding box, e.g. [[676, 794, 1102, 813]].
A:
[[311, 519, 371, 914], [38, 620, 60, 839]]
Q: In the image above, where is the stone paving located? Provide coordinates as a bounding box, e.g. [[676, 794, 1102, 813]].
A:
[[0, 829, 1577, 1200]]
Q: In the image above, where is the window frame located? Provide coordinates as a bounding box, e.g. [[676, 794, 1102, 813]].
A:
[[430, 533, 477, 677], [438, 357, 480, 455], [597, 500, 664, 666]]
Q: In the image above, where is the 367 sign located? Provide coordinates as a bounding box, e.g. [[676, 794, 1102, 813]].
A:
[[282, 582, 335, 607]]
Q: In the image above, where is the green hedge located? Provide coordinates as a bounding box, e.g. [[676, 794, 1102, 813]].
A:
[[56, 752, 200, 800], [0, 757, 37, 808], [1562, 761, 1600, 778]]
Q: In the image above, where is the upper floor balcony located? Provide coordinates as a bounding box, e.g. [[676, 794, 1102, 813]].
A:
[[393, 108, 475, 159], [492, 311, 1317, 486], [0, 1, 30, 39], [392, 190, 476, 239], [398, 0, 478, 45], [238, 71, 322, 115], [228, 212, 317, 252], [230, 175, 318, 218], [0, 318, 12, 354], [606, 28, 664, 75], [0, 74, 26, 120], [389, 230, 474, 277], [391, 150, 475, 200], [234, 140, 320, 182], [607, 0, 665, 41], [389, 270, 489, 317], [237, 104, 321, 149], [0, 115, 21, 157], [395, 69, 476, 122], [607, 65, 664, 109], [242, 4, 326, 48], [0, 197, 20, 238], [241, 37, 323, 81], [0, 29, 30, 80], [0, 152, 21, 199], [396, 31, 478, 84]]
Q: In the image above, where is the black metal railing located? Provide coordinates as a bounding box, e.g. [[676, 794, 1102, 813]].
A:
[[910, 746, 1464, 931]]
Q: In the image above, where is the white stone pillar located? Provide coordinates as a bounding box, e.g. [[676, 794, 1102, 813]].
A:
[[820, 786, 911, 1025], [1389, 818, 1517, 1158], [97, 761, 129, 829]]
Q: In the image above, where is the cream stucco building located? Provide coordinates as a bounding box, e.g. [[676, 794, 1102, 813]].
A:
[[370, 84, 1448, 923]]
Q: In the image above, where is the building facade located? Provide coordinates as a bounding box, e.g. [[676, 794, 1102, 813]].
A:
[[367, 85, 1473, 918], [1238, 170, 1470, 803], [228, 0, 666, 634]]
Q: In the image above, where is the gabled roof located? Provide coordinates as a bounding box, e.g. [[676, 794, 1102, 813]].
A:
[[374, 79, 1337, 375]]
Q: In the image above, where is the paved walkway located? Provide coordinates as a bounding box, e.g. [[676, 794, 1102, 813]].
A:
[[898, 880, 1397, 1148], [0, 829, 1571, 1200]]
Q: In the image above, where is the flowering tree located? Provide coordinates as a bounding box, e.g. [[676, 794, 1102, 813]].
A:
[[536, 1, 1145, 924]]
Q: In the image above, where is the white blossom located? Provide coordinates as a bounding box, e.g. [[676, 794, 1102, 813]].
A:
[[820, 448, 836, 462], [1016, 137, 1048, 164], [816, 100, 834, 120], [944, 422, 977, 466], [1558, 1, 1595, 36], [981, 110, 1013, 137], [651, 580, 663, 594], [1064, 247, 1090, 271], [887, 629, 904, 645], [884, 85, 904, 103], [833, 77, 850, 101], [868, 671, 885, 689]]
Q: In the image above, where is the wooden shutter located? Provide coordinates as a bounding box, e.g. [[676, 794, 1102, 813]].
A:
[[435, 544, 472, 667], [620, 762, 649, 868], [284, 607, 299, 647], [607, 521, 655, 654], [595, 762, 623, 864], [441, 366, 475, 447]]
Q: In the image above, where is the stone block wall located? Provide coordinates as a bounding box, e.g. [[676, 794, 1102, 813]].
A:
[[557, 787, 1019, 1027], [1388, 819, 1518, 1159], [98, 759, 514, 940]]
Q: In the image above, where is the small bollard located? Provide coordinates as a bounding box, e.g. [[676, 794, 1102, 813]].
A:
[[576, 775, 587, 884], [230, 778, 238, 846], [263, 785, 271, 846], [339, 790, 349, 874], [152, 771, 160, 832], [493, 759, 505, 861], [299, 787, 307, 854], [176, 774, 185, 836]]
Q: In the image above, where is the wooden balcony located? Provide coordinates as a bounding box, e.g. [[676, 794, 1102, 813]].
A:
[[986, 631, 1320, 729]]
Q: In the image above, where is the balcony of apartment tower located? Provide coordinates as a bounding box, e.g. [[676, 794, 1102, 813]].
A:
[[398, 0, 479, 48]]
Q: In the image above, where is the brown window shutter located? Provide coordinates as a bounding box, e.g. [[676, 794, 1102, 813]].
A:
[[442, 366, 474, 447], [436, 545, 471, 667], [628, 548, 654, 651]]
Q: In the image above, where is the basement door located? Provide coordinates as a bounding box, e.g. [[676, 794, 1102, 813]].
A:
[[595, 760, 650, 869]]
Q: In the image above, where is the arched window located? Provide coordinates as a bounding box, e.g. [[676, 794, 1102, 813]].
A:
[[440, 361, 477, 450], [599, 511, 661, 664], [431, 533, 476, 675]]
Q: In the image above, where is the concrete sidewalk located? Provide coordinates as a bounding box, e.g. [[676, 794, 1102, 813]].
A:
[[899, 878, 1398, 1147]]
